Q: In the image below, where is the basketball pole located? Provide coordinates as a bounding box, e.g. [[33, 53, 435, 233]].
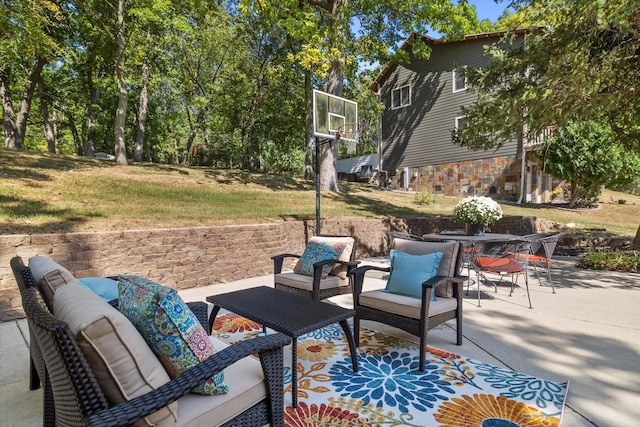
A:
[[315, 137, 324, 235], [315, 136, 336, 235]]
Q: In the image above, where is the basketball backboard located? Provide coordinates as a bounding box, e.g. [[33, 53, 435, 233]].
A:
[[312, 89, 358, 142]]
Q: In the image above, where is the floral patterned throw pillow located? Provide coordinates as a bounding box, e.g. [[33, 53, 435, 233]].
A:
[[117, 275, 228, 395], [293, 237, 347, 278]]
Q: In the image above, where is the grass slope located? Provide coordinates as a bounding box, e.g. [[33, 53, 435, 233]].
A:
[[2, 148, 638, 236]]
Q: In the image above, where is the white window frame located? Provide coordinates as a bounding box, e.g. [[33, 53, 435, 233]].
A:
[[452, 69, 467, 93], [391, 84, 411, 109], [454, 116, 466, 130]]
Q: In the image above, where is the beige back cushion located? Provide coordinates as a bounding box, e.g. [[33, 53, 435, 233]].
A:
[[28, 256, 81, 308], [54, 284, 178, 427], [315, 236, 355, 279], [391, 239, 460, 297]]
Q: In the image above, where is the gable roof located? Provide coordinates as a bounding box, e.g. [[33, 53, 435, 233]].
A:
[[370, 28, 531, 92]]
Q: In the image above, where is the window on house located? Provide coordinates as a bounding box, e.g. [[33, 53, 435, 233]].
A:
[[455, 116, 467, 130], [452, 69, 466, 93], [391, 85, 411, 109]]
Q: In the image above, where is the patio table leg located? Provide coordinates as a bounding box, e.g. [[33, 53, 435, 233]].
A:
[[291, 337, 298, 408], [208, 305, 221, 332], [339, 319, 359, 373]]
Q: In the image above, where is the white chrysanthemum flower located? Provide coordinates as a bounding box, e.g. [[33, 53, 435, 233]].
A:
[[453, 196, 503, 226]]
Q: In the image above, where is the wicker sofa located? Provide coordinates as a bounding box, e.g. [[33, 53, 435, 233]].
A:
[[11, 256, 289, 427]]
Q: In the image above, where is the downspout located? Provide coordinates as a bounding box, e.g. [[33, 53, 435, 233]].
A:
[[517, 123, 528, 205], [517, 30, 530, 205], [517, 144, 526, 204], [377, 90, 383, 187]]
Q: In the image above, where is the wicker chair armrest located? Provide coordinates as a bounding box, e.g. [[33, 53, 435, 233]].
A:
[[422, 274, 464, 288], [313, 258, 359, 268], [271, 253, 301, 274], [311, 259, 361, 279], [349, 265, 391, 297], [313, 259, 360, 279], [422, 275, 465, 302], [421, 274, 449, 289], [84, 333, 291, 427], [186, 301, 211, 334]]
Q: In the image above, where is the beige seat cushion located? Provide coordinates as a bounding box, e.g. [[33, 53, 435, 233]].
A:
[[359, 290, 458, 319], [53, 284, 178, 427], [28, 256, 81, 308], [275, 271, 349, 291], [176, 337, 267, 427], [391, 240, 459, 297]]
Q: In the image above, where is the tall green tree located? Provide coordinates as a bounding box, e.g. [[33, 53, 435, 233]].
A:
[[76, 0, 183, 165], [240, 0, 477, 191], [454, 0, 640, 153], [1, 0, 64, 149], [539, 121, 640, 207], [170, 10, 234, 165]]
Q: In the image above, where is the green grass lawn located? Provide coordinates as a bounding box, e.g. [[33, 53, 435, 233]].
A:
[[2, 148, 638, 237]]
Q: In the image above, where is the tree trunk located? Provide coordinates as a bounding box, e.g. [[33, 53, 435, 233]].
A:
[[0, 68, 16, 149], [84, 56, 98, 157], [66, 109, 81, 155], [38, 79, 56, 153], [202, 127, 209, 146], [14, 57, 46, 149], [568, 181, 580, 208], [319, 0, 347, 192], [304, 70, 314, 180], [85, 83, 99, 157], [134, 60, 149, 162], [1, 58, 46, 149], [172, 129, 179, 164], [114, 0, 128, 166], [182, 111, 206, 165], [631, 225, 640, 249]]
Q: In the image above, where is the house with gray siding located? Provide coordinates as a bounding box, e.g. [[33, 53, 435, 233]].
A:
[[372, 30, 557, 203]]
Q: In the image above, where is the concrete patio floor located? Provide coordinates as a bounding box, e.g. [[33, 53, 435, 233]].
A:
[[1, 257, 638, 426]]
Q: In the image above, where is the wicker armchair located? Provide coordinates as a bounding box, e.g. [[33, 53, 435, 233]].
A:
[[11, 256, 289, 427], [272, 235, 359, 300], [349, 239, 464, 371]]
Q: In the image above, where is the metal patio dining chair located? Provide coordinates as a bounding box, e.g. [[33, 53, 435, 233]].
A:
[[518, 232, 565, 292], [471, 238, 534, 308]]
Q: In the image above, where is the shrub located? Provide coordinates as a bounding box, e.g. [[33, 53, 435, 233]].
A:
[[414, 190, 437, 206], [577, 250, 639, 273]]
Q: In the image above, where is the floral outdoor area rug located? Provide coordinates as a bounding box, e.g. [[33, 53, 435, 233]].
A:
[[211, 312, 568, 426]]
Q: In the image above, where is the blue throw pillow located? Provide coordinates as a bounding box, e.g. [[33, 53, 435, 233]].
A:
[[293, 238, 346, 278], [385, 250, 444, 300], [118, 275, 228, 395], [77, 277, 119, 302]]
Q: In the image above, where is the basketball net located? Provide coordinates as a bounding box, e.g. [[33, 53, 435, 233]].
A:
[[336, 122, 362, 155]]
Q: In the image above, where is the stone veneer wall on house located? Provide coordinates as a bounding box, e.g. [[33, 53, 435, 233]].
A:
[[389, 156, 521, 200], [0, 215, 566, 321]]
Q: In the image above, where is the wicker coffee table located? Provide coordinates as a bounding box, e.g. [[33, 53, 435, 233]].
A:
[[207, 286, 358, 407]]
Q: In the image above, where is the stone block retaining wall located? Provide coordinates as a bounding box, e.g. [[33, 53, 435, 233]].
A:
[[0, 215, 626, 321]]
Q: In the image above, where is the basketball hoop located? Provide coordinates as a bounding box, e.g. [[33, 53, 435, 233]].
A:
[[336, 122, 362, 155]]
